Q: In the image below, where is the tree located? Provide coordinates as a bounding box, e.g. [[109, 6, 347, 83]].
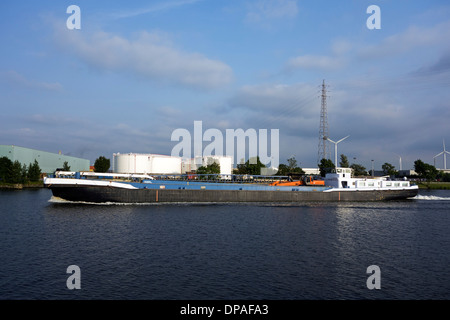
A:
[[414, 159, 438, 182], [236, 156, 266, 175], [0, 157, 41, 184], [350, 163, 368, 176], [287, 156, 305, 174], [22, 164, 29, 183], [287, 157, 298, 170], [196, 161, 220, 175], [318, 158, 335, 177], [277, 157, 305, 175], [339, 154, 350, 168], [10, 160, 24, 184], [27, 159, 42, 182], [276, 164, 289, 176], [94, 156, 110, 173], [62, 161, 71, 171], [0, 157, 13, 182], [381, 162, 397, 177], [437, 172, 450, 182]]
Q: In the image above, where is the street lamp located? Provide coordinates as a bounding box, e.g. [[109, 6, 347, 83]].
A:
[[326, 135, 350, 167]]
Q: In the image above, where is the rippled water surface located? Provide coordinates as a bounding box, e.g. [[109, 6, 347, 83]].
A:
[[1, 188, 449, 300]]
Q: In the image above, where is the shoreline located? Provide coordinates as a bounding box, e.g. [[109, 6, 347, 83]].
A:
[[0, 182, 44, 190], [417, 182, 450, 190]]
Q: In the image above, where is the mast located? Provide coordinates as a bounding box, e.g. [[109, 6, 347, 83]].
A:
[[318, 79, 330, 165]]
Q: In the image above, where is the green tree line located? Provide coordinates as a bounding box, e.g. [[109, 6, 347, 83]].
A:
[[236, 156, 266, 175], [281, 154, 450, 181], [0, 157, 42, 184], [413, 159, 450, 182], [196, 161, 220, 175], [276, 157, 305, 175]]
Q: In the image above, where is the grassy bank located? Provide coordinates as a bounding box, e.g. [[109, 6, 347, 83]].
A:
[[417, 182, 450, 190], [0, 181, 44, 189]]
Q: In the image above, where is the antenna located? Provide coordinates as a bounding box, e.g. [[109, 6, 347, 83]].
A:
[[433, 139, 450, 170], [326, 135, 350, 167], [318, 80, 330, 164]]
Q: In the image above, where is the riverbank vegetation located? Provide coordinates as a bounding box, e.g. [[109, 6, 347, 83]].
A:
[[288, 155, 450, 190], [416, 182, 450, 190], [0, 156, 43, 188]]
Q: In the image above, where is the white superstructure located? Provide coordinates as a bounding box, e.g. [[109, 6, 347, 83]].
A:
[[324, 167, 416, 191]]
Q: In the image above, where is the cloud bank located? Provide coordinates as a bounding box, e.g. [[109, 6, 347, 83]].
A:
[[53, 27, 233, 90]]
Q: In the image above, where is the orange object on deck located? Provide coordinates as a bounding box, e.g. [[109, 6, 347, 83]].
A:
[[269, 175, 325, 186], [269, 180, 303, 186]]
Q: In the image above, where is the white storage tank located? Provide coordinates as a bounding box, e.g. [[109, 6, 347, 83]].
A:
[[181, 156, 232, 176], [150, 155, 182, 174], [216, 156, 232, 176], [113, 153, 181, 174]]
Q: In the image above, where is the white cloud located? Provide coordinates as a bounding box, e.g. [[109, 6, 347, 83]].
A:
[[358, 21, 450, 60], [26, 114, 79, 126], [53, 27, 233, 90], [285, 20, 450, 73], [2, 70, 63, 91], [331, 40, 353, 56], [285, 39, 352, 72], [245, 0, 298, 26], [286, 54, 345, 71], [110, 0, 205, 19], [230, 83, 316, 112], [227, 82, 319, 138]]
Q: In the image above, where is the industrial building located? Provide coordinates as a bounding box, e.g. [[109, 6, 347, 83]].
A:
[[0, 145, 90, 174]]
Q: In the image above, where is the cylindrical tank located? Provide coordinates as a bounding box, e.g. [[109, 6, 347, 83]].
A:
[[113, 153, 181, 174], [151, 155, 182, 174]]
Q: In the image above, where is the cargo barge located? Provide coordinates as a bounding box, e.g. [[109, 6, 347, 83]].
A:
[[44, 168, 419, 203]]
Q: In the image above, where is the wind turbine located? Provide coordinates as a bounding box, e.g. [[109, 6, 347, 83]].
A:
[[433, 139, 450, 170], [326, 135, 350, 167], [394, 153, 402, 171]]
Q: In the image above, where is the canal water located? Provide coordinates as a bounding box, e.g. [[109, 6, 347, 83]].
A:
[[1, 188, 449, 300]]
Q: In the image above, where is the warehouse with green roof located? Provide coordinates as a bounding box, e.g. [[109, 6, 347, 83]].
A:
[[0, 145, 90, 174]]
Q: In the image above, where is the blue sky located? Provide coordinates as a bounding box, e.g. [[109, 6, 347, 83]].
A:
[[1, 0, 450, 170]]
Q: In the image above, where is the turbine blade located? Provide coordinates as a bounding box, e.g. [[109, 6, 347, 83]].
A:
[[337, 135, 350, 143]]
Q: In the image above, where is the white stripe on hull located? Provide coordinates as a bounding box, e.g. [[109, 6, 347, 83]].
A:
[[44, 178, 138, 189]]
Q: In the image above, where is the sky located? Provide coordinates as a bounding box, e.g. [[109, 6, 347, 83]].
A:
[[1, 0, 449, 171]]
